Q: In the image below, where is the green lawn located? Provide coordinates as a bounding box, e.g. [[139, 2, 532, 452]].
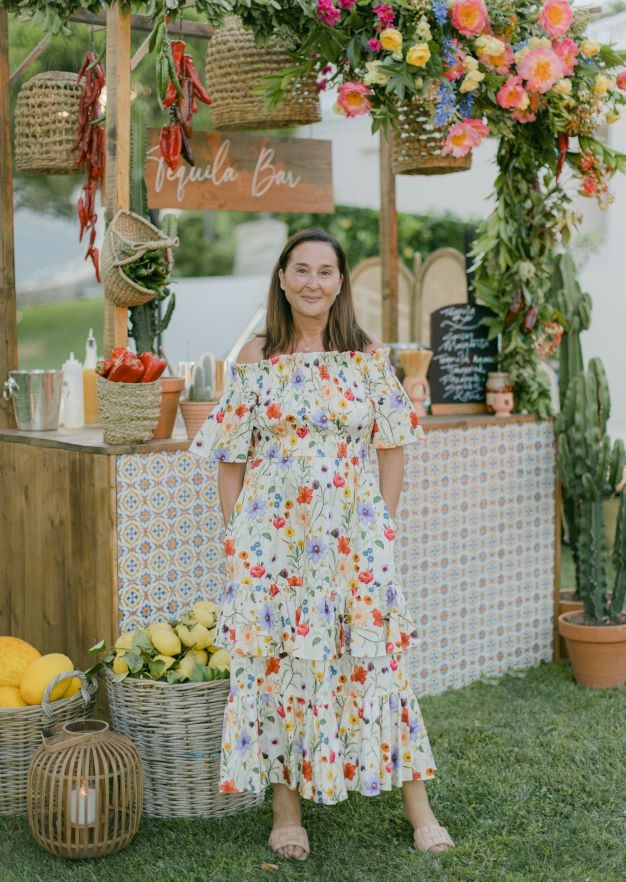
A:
[[1, 661, 625, 882], [17, 298, 104, 370]]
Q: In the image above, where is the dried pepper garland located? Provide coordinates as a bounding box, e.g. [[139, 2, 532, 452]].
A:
[[73, 50, 106, 282]]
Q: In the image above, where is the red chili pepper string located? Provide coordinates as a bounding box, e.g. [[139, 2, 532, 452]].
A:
[[158, 39, 211, 170], [73, 51, 106, 283]]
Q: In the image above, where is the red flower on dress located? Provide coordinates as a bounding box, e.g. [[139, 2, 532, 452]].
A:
[[235, 404, 249, 417], [372, 608, 384, 627], [333, 475, 345, 488], [410, 411, 419, 428], [344, 389, 355, 401], [296, 622, 310, 636], [269, 583, 280, 597], [343, 762, 358, 780], [220, 780, 239, 793], [358, 570, 374, 584], [338, 537, 351, 554], [384, 528, 396, 540], [296, 426, 309, 438], [319, 364, 330, 380], [273, 516, 286, 528], [265, 657, 281, 675], [250, 565, 266, 578], [302, 760, 313, 781]]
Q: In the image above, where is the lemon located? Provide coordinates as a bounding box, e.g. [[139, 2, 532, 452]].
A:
[[208, 649, 230, 672], [187, 648, 208, 665], [150, 628, 181, 657], [112, 654, 129, 675], [190, 600, 218, 629], [153, 653, 175, 673], [115, 632, 133, 651], [177, 654, 198, 680]]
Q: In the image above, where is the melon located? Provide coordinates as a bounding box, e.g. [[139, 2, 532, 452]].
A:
[[19, 653, 74, 705], [0, 636, 41, 688], [0, 685, 28, 708]]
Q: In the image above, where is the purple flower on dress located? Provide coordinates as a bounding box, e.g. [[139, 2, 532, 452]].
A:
[[357, 502, 376, 524], [221, 582, 236, 602], [260, 603, 275, 633], [311, 410, 330, 429], [386, 585, 398, 606], [265, 443, 280, 460], [212, 445, 230, 463], [277, 455, 295, 469], [390, 749, 399, 770], [409, 718, 421, 741], [389, 391, 404, 411], [316, 596, 334, 622], [291, 369, 305, 389], [245, 496, 268, 519], [363, 776, 380, 796], [306, 538, 328, 563], [235, 731, 252, 753]]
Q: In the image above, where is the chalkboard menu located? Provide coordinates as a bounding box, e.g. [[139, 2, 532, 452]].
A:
[[428, 303, 498, 414]]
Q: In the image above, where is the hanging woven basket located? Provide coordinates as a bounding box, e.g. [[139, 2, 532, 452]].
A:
[[14, 71, 82, 175], [205, 16, 321, 131], [391, 100, 472, 176]]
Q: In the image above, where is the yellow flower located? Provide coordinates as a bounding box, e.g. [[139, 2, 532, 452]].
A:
[[595, 74, 612, 96], [416, 17, 432, 40], [380, 28, 403, 52], [552, 78, 572, 95], [463, 55, 479, 72], [528, 36, 551, 50], [402, 750, 412, 762], [285, 720, 294, 732], [460, 70, 485, 93], [476, 35, 506, 57], [406, 42, 431, 68], [580, 39, 601, 57], [285, 526, 295, 538], [363, 60, 390, 86]]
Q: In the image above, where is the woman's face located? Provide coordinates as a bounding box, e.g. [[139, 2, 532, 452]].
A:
[[278, 241, 343, 323]]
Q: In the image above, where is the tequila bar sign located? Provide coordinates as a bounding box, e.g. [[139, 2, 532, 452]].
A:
[[145, 130, 334, 213]]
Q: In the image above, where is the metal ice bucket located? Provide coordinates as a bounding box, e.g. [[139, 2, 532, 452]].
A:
[[3, 370, 63, 430]]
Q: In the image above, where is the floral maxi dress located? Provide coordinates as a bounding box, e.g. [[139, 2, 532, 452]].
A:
[[191, 349, 436, 804]]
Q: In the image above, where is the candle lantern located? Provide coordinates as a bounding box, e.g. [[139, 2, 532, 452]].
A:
[[27, 719, 143, 859]]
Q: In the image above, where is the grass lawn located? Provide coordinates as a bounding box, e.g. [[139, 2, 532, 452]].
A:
[[1, 661, 625, 882], [17, 298, 104, 370]]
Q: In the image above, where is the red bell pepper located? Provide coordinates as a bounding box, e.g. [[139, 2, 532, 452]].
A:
[[139, 352, 167, 382], [96, 357, 113, 378], [108, 352, 145, 383]]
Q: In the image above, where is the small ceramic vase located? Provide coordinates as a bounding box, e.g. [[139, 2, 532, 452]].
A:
[[491, 390, 514, 416], [398, 349, 432, 417]]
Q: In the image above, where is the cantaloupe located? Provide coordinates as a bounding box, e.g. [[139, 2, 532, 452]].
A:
[[0, 636, 41, 688], [19, 653, 74, 705], [0, 685, 28, 708]]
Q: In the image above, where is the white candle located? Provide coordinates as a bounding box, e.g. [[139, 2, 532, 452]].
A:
[[69, 781, 96, 825]]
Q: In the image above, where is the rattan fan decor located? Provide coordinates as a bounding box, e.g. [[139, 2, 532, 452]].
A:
[[14, 72, 82, 174], [103, 669, 264, 819], [391, 99, 472, 176], [205, 16, 321, 131]]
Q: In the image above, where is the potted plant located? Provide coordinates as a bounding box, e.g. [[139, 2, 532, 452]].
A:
[[555, 358, 626, 687], [179, 352, 221, 440]]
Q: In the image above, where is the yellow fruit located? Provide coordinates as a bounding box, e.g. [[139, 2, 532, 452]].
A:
[[114, 632, 133, 651], [0, 636, 41, 688], [187, 648, 208, 665], [153, 654, 175, 674], [177, 654, 198, 680], [190, 600, 218, 629], [177, 623, 211, 650], [208, 649, 230, 673], [0, 685, 28, 708], [112, 654, 129, 675], [63, 677, 82, 698], [150, 628, 181, 657], [19, 653, 74, 705]]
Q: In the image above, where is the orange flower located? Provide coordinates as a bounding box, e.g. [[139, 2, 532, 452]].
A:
[[372, 608, 383, 627], [265, 657, 281, 676], [235, 403, 249, 417], [297, 486, 313, 504], [351, 665, 368, 684], [302, 760, 313, 782], [343, 762, 358, 780], [338, 536, 351, 555], [266, 402, 281, 420], [319, 364, 330, 380], [224, 538, 236, 556], [220, 780, 239, 793]]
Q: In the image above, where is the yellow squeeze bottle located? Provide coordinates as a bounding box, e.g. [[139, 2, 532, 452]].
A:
[[83, 327, 99, 425]]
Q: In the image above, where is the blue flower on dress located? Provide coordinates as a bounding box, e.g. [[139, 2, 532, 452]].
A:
[[316, 596, 334, 622], [409, 718, 422, 741], [245, 497, 268, 519], [305, 538, 328, 562], [260, 603, 275, 633], [357, 502, 376, 524]]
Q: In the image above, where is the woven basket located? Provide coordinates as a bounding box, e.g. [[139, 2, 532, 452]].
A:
[[101, 210, 178, 308], [205, 16, 321, 131], [391, 100, 473, 176], [0, 671, 97, 815], [96, 375, 162, 445], [14, 71, 82, 175], [103, 669, 264, 818]]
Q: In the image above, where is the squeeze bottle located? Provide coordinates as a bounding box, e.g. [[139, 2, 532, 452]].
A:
[[62, 352, 85, 429], [83, 327, 99, 425]]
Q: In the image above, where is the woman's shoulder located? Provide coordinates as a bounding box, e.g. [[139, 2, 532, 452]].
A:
[[236, 335, 266, 364]]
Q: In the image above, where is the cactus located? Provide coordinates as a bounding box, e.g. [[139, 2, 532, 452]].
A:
[[555, 357, 625, 622], [551, 252, 592, 407], [189, 353, 216, 402]]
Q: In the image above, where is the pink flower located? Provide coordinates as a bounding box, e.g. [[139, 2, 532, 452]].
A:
[[373, 4, 395, 27], [496, 75, 530, 110], [450, 0, 490, 37], [478, 42, 514, 75], [367, 37, 382, 52], [442, 117, 488, 157], [336, 81, 373, 117], [538, 0, 573, 38], [317, 0, 341, 26], [518, 46, 564, 93], [581, 176, 597, 195], [617, 71, 626, 90], [338, 0, 357, 7], [552, 37, 579, 76]]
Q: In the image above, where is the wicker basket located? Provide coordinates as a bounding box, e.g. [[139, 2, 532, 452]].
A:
[[14, 71, 82, 175], [391, 100, 473, 176], [205, 16, 321, 131], [101, 210, 178, 308], [102, 669, 264, 819], [0, 671, 98, 816], [96, 375, 162, 445]]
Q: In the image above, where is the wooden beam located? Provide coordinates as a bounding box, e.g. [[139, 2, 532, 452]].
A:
[[104, 2, 132, 353], [379, 132, 398, 343], [69, 9, 214, 39], [9, 32, 51, 85], [0, 8, 17, 428]]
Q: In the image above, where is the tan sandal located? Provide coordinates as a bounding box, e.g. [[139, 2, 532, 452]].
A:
[[413, 824, 455, 854], [269, 825, 310, 861]]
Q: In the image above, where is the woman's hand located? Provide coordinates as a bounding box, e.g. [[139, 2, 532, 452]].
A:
[[377, 446, 405, 519], [217, 462, 246, 528]]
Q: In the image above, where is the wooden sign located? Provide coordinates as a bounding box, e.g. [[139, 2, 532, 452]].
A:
[[145, 130, 334, 213], [428, 303, 498, 415]]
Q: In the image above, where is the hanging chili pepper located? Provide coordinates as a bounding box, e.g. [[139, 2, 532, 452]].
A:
[[521, 304, 539, 333], [504, 288, 525, 327], [183, 53, 212, 105], [157, 36, 209, 170], [159, 123, 183, 171]]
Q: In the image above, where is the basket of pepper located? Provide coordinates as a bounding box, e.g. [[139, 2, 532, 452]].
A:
[[101, 210, 178, 308], [96, 349, 167, 444]]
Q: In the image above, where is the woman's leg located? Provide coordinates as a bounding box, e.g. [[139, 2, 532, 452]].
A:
[[270, 783, 308, 860]]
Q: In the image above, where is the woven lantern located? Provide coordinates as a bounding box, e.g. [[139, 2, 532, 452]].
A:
[[14, 72, 82, 174], [27, 719, 143, 859], [205, 16, 321, 131], [391, 99, 472, 176]]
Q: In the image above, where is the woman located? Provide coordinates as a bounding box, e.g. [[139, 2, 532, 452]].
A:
[[190, 228, 454, 860]]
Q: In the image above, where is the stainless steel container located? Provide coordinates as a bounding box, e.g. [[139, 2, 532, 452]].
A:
[[3, 370, 64, 431]]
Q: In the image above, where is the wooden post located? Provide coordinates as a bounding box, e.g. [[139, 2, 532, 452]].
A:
[[379, 132, 398, 343], [0, 9, 17, 428], [103, 2, 132, 354]]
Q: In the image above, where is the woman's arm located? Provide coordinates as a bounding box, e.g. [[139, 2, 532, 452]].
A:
[[376, 446, 405, 519], [217, 461, 246, 528]]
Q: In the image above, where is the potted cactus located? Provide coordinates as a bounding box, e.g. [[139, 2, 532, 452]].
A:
[[555, 357, 626, 688], [179, 352, 222, 440]]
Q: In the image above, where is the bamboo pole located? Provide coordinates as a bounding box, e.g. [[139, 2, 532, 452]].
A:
[[379, 132, 398, 343], [0, 9, 17, 428], [103, 2, 132, 353]]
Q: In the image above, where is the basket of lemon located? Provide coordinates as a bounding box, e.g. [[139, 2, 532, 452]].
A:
[[94, 601, 262, 819]]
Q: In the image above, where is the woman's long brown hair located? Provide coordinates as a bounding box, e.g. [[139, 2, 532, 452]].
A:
[[262, 228, 371, 359]]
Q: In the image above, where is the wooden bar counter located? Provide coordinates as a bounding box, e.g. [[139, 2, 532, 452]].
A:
[[0, 414, 557, 695]]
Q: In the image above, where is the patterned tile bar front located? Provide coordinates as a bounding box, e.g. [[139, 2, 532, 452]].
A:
[[116, 419, 555, 696]]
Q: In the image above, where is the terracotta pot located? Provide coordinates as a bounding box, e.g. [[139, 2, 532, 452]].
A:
[[558, 611, 626, 688], [153, 377, 185, 440], [558, 590, 584, 659], [179, 400, 216, 441]]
